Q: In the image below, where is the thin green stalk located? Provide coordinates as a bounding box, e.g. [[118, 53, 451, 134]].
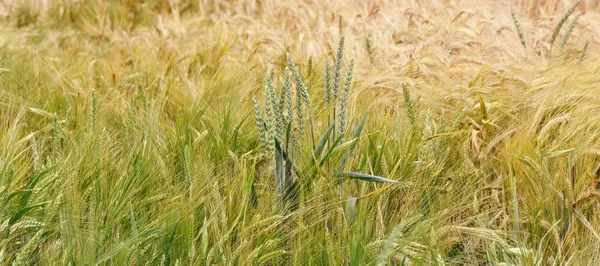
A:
[[560, 13, 580, 53], [332, 34, 345, 141], [511, 165, 520, 243], [325, 61, 332, 140], [338, 58, 355, 137], [550, 0, 581, 57], [510, 7, 526, 57], [287, 53, 316, 150], [579, 41, 589, 63]]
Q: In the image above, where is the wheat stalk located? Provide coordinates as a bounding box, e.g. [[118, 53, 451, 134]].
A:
[[287, 52, 315, 147], [338, 58, 355, 137], [325, 61, 331, 105], [510, 7, 526, 55], [90, 88, 97, 129], [579, 41, 589, 63], [560, 13, 580, 53], [332, 34, 345, 139], [252, 96, 267, 147], [263, 77, 276, 150], [13, 229, 44, 266], [550, 0, 581, 55]]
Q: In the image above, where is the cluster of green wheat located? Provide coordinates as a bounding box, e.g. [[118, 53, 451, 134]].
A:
[[511, 0, 585, 59], [252, 36, 397, 209]]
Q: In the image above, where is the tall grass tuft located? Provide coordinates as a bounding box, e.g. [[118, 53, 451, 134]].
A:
[[252, 36, 396, 208]]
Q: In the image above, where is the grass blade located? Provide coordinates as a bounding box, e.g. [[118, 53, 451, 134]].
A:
[[313, 120, 336, 160], [550, 0, 581, 55], [336, 172, 398, 183], [540, 148, 574, 158]]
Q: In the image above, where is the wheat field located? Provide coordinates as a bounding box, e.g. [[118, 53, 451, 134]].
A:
[[1, 0, 600, 265]]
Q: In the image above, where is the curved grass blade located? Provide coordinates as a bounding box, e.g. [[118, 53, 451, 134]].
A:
[[20, 165, 57, 209], [319, 135, 345, 167], [313, 120, 336, 160], [550, 0, 581, 55], [336, 172, 398, 183], [478, 94, 488, 123], [338, 109, 369, 172], [560, 13, 580, 53], [540, 148, 574, 158]]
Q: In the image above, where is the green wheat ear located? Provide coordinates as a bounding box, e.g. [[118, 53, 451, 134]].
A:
[[333, 34, 345, 101], [90, 88, 97, 129], [263, 75, 276, 150], [287, 52, 314, 141], [13, 229, 44, 266], [579, 41, 589, 63], [286, 54, 304, 135], [252, 96, 266, 147], [403, 85, 419, 133], [550, 0, 581, 55], [267, 72, 285, 143], [510, 7, 526, 54], [560, 13, 580, 53], [287, 55, 310, 107], [332, 34, 345, 140], [338, 58, 355, 137], [324, 61, 331, 105], [283, 66, 293, 124]]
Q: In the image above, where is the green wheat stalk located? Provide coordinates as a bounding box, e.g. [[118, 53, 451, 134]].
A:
[[510, 7, 526, 55], [252, 96, 267, 147], [403, 85, 419, 133], [90, 88, 97, 129], [283, 67, 293, 125], [13, 229, 44, 266], [560, 13, 580, 53], [332, 34, 345, 140], [263, 76, 276, 150], [287, 52, 315, 148], [338, 58, 355, 137], [325, 61, 331, 105], [269, 73, 285, 143], [286, 54, 305, 137], [579, 41, 589, 63], [325, 60, 332, 135], [550, 0, 581, 56]]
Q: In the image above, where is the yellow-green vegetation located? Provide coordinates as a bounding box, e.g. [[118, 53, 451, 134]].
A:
[[1, 0, 600, 265]]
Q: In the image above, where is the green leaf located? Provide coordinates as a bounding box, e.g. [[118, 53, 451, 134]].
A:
[[313, 120, 336, 160], [374, 138, 387, 174], [275, 140, 284, 204], [9, 202, 48, 225], [336, 172, 398, 183], [540, 148, 574, 158], [319, 135, 345, 167], [478, 94, 488, 123], [163, 223, 180, 266], [345, 196, 357, 225], [5, 201, 48, 237], [338, 110, 369, 172], [20, 165, 57, 209]]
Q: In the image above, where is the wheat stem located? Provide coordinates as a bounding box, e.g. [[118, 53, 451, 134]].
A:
[[550, 0, 581, 56]]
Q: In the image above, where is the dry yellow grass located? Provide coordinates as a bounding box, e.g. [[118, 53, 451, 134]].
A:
[[1, 0, 600, 264]]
